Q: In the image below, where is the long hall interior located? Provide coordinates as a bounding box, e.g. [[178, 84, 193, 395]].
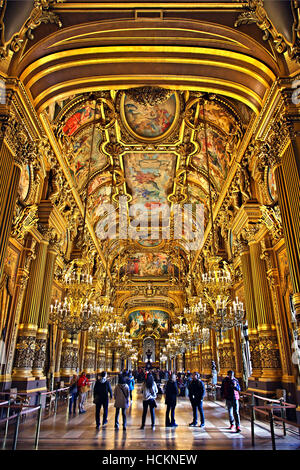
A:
[[0, 0, 300, 452]]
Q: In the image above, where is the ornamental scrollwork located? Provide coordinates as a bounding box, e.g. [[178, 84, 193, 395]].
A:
[[235, 0, 300, 62], [14, 336, 36, 369], [0, 0, 64, 59]]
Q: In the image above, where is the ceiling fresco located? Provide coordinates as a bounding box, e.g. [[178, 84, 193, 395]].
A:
[[122, 92, 178, 140], [44, 86, 252, 334], [123, 152, 176, 210]]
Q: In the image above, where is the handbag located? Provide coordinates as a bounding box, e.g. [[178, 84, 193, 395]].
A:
[[119, 385, 129, 404]]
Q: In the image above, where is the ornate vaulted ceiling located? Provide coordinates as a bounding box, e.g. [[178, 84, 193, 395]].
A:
[[2, 0, 298, 338], [40, 85, 253, 325]]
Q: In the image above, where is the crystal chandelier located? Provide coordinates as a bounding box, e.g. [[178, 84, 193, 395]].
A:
[[186, 96, 245, 337], [50, 97, 105, 338], [50, 260, 101, 338]]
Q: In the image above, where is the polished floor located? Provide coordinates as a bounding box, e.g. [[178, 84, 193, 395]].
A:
[[2, 385, 300, 450]]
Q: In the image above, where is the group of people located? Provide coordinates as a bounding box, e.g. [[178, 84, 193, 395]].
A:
[[68, 371, 90, 415], [89, 368, 241, 433]]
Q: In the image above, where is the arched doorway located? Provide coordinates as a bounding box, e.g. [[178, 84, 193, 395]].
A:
[[143, 337, 155, 363]]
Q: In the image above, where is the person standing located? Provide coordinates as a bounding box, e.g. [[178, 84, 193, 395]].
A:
[[114, 374, 130, 430], [77, 371, 90, 414], [68, 374, 78, 415], [188, 372, 206, 427], [165, 373, 179, 427], [93, 371, 113, 429], [221, 370, 241, 432], [140, 372, 158, 430], [127, 371, 135, 402]]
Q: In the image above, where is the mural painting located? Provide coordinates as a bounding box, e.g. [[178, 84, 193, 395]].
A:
[[124, 153, 176, 210], [123, 93, 177, 139], [128, 310, 169, 338], [88, 184, 112, 227], [192, 128, 230, 191], [267, 166, 277, 201], [198, 100, 237, 134], [69, 128, 107, 188], [18, 164, 30, 201], [61, 101, 100, 136], [126, 252, 173, 277]]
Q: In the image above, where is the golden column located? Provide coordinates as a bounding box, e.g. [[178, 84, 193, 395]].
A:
[[105, 345, 113, 372], [60, 333, 74, 381], [83, 338, 95, 378], [97, 344, 106, 372], [273, 144, 300, 332], [114, 350, 121, 373], [32, 239, 58, 378], [261, 238, 297, 399], [185, 350, 192, 371], [232, 327, 243, 382], [54, 329, 64, 386], [236, 238, 262, 382], [71, 337, 79, 375], [249, 239, 282, 391], [0, 236, 37, 388], [12, 233, 49, 389], [177, 354, 184, 372], [220, 330, 236, 377], [0, 143, 22, 282]]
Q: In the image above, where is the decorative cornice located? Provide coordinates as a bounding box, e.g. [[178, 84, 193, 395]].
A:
[[0, 0, 64, 60], [235, 0, 300, 63]]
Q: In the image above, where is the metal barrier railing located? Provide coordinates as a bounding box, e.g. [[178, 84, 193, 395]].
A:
[[249, 401, 300, 450], [0, 402, 42, 450], [39, 387, 70, 416]]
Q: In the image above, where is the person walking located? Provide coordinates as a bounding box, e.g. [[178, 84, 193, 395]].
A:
[[140, 372, 158, 430], [93, 371, 113, 429], [68, 374, 78, 415], [77, 371, 90, 414], [221, 370, 241, 433], [188, 372, 206, 427], [113, 374, 130, 430], [165, 373, 179, 427]]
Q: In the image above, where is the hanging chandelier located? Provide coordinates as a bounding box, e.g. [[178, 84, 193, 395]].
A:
[[50, 260, 101, 338], [49, 95, 107, 338], [185, 96, 245, 337]]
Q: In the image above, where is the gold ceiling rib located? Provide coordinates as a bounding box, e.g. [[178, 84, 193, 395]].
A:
[[34, 76, 262, 115], [24, 57, 271, 92], [20, 45, 277, 82], [48, 27, 250, 49]]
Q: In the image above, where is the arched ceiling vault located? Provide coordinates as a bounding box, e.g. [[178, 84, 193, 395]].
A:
[[14, 19, 279, 114], [4, 0, 295, 338]]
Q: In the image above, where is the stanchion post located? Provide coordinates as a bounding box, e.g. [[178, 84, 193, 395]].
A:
[[251, 392, 256, 421], [66, 391, 70, 417], [269, 407, 276, 451], [34, 405, 43, 450], [279, 399, 286, 436], [54, 390, 59, 416], [2, 400, 11, 449], [251, 405, 255, 447], [12, 409, 21, 450]]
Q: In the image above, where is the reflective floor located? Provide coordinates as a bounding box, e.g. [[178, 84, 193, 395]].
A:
[[3, 385, 300, 450]]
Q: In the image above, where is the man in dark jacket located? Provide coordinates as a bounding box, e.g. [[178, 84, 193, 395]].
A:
[[221, 370, 241, 432], [165, 373, 179, 427], [188, 372, 206, 427], [93, 371, 113, 429]]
